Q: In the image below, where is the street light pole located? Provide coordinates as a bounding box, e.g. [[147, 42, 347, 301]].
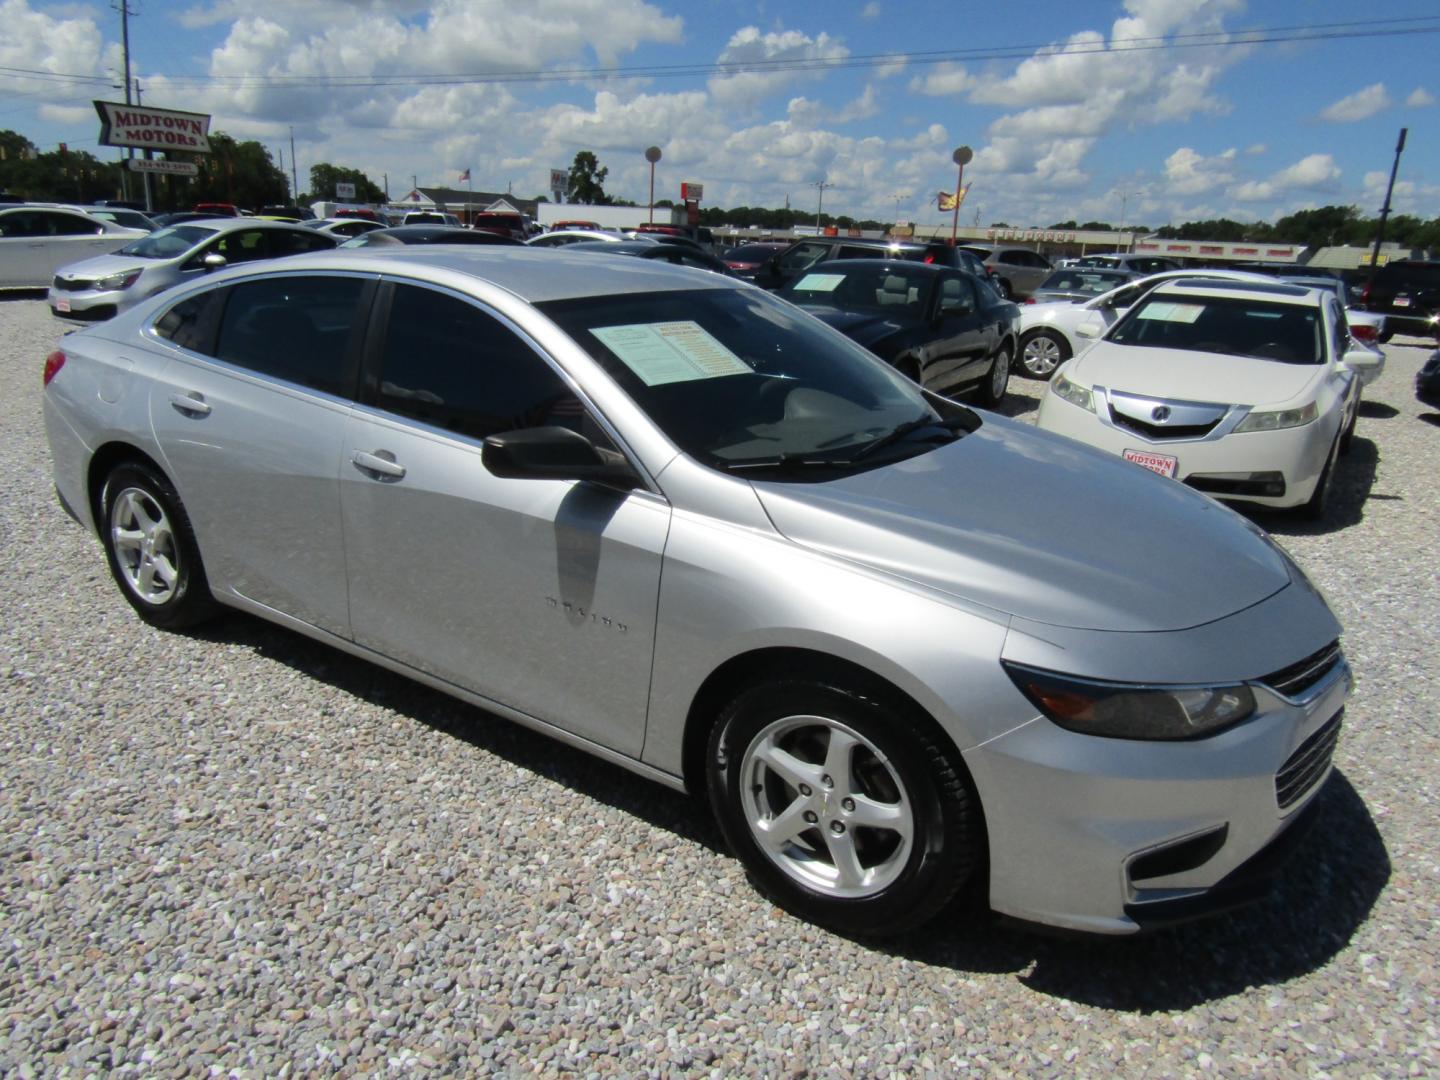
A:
[[951, 146, 972, 244], [645, 146, 662, 224], [813, 179, 831, 231]]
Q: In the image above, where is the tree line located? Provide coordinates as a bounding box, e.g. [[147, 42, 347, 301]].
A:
[[3, 131, 1434, 250]]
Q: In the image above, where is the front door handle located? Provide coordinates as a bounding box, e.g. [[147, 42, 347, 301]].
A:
[[352, 449, 406, 480], [169, 392, 211, 416]]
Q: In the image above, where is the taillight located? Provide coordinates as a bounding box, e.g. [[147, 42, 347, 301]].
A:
[[43, 350, 65, 387], [1351, 323, 1377, 343], [1024, 298, 1036, 305]]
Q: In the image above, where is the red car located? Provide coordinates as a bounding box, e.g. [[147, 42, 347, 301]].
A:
[[192, 202, 238, 217]]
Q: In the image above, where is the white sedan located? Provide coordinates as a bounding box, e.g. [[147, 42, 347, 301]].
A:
[[0, 205, 147, 289], [1036, 278, 1380, 518], [1018, 268, 1269, 379]]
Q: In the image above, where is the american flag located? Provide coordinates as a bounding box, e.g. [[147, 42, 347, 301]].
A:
[[459, 168, 470, 183]]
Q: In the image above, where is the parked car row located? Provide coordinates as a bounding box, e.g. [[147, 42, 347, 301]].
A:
[[43, 244, 1354, 939]]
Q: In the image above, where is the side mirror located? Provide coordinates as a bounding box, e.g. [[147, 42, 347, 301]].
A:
[[483, 426, 637, 488], [1341, 345, 1382, 374], [202, 253, 227, 271], [1075, 315, 1105, 339]]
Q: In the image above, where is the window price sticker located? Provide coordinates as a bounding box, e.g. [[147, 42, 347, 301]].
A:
[[592, 321, 751, 386]]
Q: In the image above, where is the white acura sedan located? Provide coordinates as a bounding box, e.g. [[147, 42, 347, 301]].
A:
[[1036, 278, 1380, 518]]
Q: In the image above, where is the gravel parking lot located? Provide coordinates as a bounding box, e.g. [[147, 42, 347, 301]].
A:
[[2, 293, 1437, 1077]]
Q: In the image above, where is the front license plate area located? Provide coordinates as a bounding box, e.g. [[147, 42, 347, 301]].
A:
[[55, 298, 71, 313], [1123, 448, 1178, 478]]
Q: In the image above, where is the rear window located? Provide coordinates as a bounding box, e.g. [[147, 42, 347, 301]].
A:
[[1376, 263, 1440, 287]]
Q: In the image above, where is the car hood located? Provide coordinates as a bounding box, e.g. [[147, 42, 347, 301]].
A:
[[1070, 341, 1324, 406], [751, 416, 1292, 632], [52, 251, 157, 281], [803, 307, 910, 349]]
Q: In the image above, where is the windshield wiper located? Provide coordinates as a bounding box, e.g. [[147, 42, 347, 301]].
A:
[[851, 414, 970, 461], [718, 452, 853, 473]]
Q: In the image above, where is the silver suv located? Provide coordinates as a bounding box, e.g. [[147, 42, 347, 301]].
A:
[[959, 243, 1055, 299]]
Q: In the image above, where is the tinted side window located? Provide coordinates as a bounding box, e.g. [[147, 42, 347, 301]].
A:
[[779, 242, 832, 273], [940, 275, 976, 309], [268, 229, 335, 256], [214, 275, 366, 396], [49, 212, 104, 237], [213, 229, 272, 264], [374, 285, 591, 444], [154, 288, 227, 354]]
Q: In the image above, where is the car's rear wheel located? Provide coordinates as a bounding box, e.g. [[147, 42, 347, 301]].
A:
[[706, 677, 982, 936], [973, 343, 1011, 408], [100, 462, 218, 629], [1019, 329, 1070, 380]]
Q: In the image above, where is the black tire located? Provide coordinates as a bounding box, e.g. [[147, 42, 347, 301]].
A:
[[995, 278, 1014, 300], [1018, 329, 1070, 380], [706, 677, 983, 936], [972, 343, 1011, 408], [99, 462, 219, 629], [1377, 329, 1394, 345], [1298, 433, 1340, 522]]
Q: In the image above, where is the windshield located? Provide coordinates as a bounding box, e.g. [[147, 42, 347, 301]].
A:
[[781, 265, 933, 318], [1108, 293, 1323, 364], [117, 225, 213, 259], [538, 287, 969, 474]]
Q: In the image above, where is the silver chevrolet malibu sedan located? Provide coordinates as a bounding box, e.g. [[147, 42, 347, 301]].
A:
[[43, 248, 1351, 937]]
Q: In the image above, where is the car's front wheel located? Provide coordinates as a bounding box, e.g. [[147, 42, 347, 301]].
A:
[[1019, 329, 1070, 380], [100, 462, 218, 629], [707, 677, 982, 936]]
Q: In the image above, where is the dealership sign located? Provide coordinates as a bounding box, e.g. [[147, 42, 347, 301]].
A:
[[94, 101, 212, 153], [127, 158, 199, 176]]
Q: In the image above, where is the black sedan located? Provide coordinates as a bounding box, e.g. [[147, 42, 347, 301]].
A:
[[338, 226, 523, 248], [779, 260, 1020, 406], [560, 239, 733, 275]]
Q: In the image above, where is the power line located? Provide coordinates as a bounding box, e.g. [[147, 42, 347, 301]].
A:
[[2, 17, 1438, 92]]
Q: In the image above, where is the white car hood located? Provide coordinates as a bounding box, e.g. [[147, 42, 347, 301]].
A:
[[1070, 341, 1324, 407]]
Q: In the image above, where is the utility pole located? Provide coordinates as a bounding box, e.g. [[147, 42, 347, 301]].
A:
[[813, 179, 831, 232], [1367, 128, 1408, 288], [289, 126, 299, 205]]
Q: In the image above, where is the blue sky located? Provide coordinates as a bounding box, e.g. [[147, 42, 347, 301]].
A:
[[2, 0, 1437, 228]]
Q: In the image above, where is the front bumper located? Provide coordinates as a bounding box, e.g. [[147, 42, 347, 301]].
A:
[[1036, 389, 1336, 509], [48, 282, 127, 321], [965, 644, 1350, 935]]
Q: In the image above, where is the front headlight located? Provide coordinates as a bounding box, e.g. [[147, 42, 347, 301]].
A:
[[1234, 401, 1318, 433], [1050, 372, 1095, 412], [1002, 662, 1257, 741], [94, 270, 142, 291]]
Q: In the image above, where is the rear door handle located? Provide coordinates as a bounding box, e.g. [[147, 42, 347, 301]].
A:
[[169, 392, 211, 416], [352, 450, 406, 480]]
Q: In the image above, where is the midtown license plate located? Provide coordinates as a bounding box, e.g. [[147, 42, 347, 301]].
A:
[[1123, 448, 1178, 478], [54, 298, 71, 313]]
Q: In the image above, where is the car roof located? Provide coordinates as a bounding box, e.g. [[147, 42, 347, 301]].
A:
[[1151, 278, 1322, 304], [797, 258, 948, 276], [204, 245, 740, 303]]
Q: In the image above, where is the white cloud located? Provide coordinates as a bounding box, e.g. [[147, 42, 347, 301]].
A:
[[1163, 146, 1237, 196], [1231, 153, 1340, 201], [707, 27, 848, 110], [1318, 83, 1391, 123], [908, 63, 973, 97], [861, 3, 882, 20], [1406, 87, 1436, 108], [1244, 143, 1266, 156], [0, 0, 113, 104]]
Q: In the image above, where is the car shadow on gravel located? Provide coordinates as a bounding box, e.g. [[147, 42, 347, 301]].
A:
[[185, 612, 727, 853], [880, 771, 1389, 1011], [1236, 435, 1379, 536], [1357, 400, 1399, 419]]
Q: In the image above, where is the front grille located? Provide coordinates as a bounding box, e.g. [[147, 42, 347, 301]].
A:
[[51, 276, 91, 292], [1107, 405, 1219, 440], [1262, 640, 1342, 699], [1275, 712, 1342, 810]]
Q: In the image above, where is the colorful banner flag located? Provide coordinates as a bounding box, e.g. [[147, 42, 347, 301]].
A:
[[937, 182, 971, 212], [459, 168, 471, 183]]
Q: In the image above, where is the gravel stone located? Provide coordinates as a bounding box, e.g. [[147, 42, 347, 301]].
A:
[[1, 294, 1437, 1075]]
